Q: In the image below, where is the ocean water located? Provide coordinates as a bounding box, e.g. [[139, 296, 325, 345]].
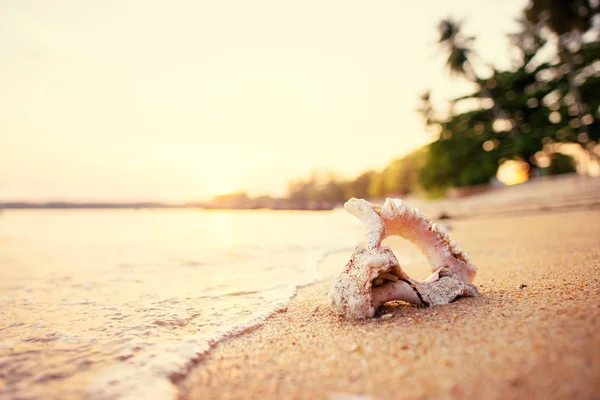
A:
[[0, 209, 361, 399]]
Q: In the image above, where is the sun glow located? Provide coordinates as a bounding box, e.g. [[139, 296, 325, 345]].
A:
[[0, 0, 528, 202], [497, 160, 530, 186], [203, 175, 243, 198]]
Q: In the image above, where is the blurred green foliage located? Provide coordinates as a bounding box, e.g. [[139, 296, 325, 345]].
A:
[[418, 0, 599, 191]]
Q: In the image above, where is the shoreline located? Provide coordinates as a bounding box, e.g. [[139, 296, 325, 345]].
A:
[[178, 208, 600, 400]]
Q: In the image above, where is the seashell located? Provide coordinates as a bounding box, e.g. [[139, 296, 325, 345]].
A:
[[329, 198, 479, 319]]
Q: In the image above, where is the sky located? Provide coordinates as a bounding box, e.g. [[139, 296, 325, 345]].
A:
[[0, 0, 528, 202]]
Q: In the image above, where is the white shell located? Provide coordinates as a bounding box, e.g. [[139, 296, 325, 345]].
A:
[[328, 198, 480, 319]]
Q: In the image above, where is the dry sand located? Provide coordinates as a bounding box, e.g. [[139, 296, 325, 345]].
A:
[[180, 207, 600, 400]]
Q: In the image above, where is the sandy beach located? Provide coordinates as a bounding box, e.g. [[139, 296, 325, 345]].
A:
[[2, 176, 599, 399], [3, 0, 600, 397], [180, 205, 600, 399]]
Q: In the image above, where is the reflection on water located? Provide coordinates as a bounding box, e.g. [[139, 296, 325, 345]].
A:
[[212, 212, 234, 250], [0, 209, 359, 399]]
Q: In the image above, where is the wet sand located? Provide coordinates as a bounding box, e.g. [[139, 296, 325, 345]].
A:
[[180, 207, 600, 400]]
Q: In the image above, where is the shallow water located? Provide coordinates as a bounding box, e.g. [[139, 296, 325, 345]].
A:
[[0, 209, 360, 399]]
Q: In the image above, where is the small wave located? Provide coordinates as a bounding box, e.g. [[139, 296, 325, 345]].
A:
[[86, 246, 348, 400], [87, 285, 296, 400]]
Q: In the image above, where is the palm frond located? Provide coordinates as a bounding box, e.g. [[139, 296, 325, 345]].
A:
[[438, 18, 462, 45], [446, 46, 471, 75]]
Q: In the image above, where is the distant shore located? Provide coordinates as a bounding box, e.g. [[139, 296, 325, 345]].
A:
[[3, 173, 598, 214], [0, 201, 188, 210], [0, 200, 333, 211], [0, 201, 331, 211]]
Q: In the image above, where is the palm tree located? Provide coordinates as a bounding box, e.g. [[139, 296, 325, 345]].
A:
[[525, 0, 599, 154], [437, 18, 517, 138], [438, 19, 476, 80]]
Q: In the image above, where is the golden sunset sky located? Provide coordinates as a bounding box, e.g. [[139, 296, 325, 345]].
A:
[[1, 0, 526, 202]]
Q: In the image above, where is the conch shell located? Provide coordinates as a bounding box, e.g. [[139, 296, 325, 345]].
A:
[[329, 198, 479, 319]]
